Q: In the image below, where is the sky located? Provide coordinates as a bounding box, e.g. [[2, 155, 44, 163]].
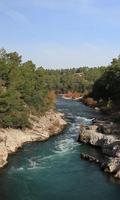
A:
[[0, 0, 120, 68]]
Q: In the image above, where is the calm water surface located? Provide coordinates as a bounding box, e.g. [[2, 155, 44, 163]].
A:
[[0, 97, 120, 200]]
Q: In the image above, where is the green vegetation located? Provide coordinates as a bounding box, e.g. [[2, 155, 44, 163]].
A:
[[92, 56, 120, 110], [0, 48, 119, 128], [43, 66, 105, 94], [0, 49, 55, 128]]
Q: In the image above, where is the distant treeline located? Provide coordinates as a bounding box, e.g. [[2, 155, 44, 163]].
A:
[[43, 66, 106, 93], [45, 56, 120, 111]]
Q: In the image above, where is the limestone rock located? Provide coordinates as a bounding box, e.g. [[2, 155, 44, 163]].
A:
[[115, 170, 120, 179], [78, 121, 120, 179], [0, 142, 8, 168], [104, 158, 120, 173], [81, 153, 100, 163]]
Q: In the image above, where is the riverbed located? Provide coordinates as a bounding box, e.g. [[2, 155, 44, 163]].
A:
[[0, 97, 120, 200]]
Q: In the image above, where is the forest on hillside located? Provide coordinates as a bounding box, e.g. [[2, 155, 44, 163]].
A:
[[0, 48, 120, 128], [91, 56, 120, 113], [0, 49, 55, 128]]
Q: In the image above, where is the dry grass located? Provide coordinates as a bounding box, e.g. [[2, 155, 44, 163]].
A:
[[64, 91, 83, 99]]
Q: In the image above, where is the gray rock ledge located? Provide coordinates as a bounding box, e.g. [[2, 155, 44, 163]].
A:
[[78, 122, 120, 179]]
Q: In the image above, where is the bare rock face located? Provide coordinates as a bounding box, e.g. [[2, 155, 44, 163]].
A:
[[78, 122, 120, 179], [102, 142, 120, 157], [79, 125, 118, 148], [115, 170, 120, 179], [0, 142, 8, 168], [0, 111, 67, 169], [97, 122, 120, 136], [104, 158, 120, 173]]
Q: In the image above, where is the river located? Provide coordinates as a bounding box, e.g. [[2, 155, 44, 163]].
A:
[[0, 96, 120, 200]]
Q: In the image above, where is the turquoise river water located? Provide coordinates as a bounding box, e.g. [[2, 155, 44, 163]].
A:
[[0, 97, 120, 200]]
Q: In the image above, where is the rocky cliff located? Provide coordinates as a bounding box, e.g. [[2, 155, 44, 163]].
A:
[[78, 121, 120, 179], [0, 111, 67, 168]]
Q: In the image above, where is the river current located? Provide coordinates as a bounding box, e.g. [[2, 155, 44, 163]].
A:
[[0, 97, 120, 200]]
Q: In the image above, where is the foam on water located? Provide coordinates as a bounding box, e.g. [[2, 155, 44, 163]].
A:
[[53, 138, 77, 154], [9, 166, 24, 173], [56, 138, 73, 150], [75, 116, 93, 125], [27, 154, 57, 170], [9, 155, 55, 173]]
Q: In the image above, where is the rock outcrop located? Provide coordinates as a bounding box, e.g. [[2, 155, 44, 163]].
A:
[[78, 121, 120, 179], [0, 111, 67, 168], [81, 153, 100, 164]]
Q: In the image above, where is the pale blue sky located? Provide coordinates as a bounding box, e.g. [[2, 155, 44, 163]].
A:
[[0, 0, 120, 68]]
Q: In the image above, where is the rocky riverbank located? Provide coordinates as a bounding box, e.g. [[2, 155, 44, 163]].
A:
[[0, 111, 67, 168], [78, 121, 120, 179]]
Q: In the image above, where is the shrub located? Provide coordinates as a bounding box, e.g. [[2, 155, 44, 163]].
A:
[[1, 112, 31, 129]]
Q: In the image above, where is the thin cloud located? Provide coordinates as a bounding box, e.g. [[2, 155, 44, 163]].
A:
[[12, 0, 120, 26], [0, 2, 30, 25], [15, 0, 91, 11]]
